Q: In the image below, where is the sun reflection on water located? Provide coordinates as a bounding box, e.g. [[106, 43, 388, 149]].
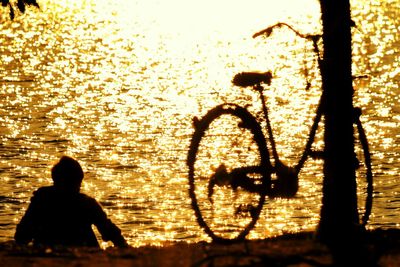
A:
[[0, 0, 399, 247]]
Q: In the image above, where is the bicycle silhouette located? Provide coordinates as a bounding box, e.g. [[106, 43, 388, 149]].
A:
[[187, 23, 373, 243]]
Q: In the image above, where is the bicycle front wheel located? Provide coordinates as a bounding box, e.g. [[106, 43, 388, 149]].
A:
[[187, 103, 271, 243]]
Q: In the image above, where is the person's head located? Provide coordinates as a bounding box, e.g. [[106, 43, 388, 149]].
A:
[[51, 156, 84, 193]]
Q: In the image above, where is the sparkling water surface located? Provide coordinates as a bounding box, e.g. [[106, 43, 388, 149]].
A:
[[0, 0, 398, 247]]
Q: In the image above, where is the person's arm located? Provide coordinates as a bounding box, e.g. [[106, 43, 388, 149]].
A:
[[14, 193, 40, 244], [91, 199, 128, 247]]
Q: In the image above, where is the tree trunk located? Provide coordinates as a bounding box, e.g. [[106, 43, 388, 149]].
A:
[[317, 0, 364, 264]]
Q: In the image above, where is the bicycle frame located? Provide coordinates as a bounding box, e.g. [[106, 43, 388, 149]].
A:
[[232, 25, 371, 201], [187, 24, 373, 243], [252, 24, 372, 222], [231, 74, 300, 199]]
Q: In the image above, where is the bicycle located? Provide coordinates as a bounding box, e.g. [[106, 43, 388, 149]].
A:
[[187, 23, 373, 243]]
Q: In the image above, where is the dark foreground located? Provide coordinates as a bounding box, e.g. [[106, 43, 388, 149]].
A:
[[1, 229, 399, 267]]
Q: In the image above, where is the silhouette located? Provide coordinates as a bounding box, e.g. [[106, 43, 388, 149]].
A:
[[14, 156, 128, 247], [317, 1, 370, 265], [186, 21, 372, 243]]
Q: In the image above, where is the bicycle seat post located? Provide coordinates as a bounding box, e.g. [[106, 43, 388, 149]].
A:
[[258, 86, 280, 165], [254, 84, 264, 93]]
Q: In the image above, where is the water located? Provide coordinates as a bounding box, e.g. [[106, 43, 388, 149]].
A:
[[0, 0, 398, 247]]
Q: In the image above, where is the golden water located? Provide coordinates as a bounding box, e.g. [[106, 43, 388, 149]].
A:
[[0, 0, 398, 247]]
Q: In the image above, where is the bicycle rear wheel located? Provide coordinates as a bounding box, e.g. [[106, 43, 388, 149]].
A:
[[187, 103, 271, 243]]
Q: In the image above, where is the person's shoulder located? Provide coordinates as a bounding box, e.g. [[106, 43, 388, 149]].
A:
[[78, 192, 100, 205], [78, 192, 95, 200], [29, 186, 57, 203], [33, 186, 55, 196], [77, 193, 105, 215]]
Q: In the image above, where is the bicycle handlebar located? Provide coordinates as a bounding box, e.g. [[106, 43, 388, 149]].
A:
[[253, 22, 321, 41]]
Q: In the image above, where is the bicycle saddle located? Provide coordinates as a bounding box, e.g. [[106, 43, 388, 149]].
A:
[[232, 71, 272, 87]]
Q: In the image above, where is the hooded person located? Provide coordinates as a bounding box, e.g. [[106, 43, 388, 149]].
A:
[[15, 156, 128, 247]]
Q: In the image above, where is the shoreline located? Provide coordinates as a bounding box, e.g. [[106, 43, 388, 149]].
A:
[[1, 229, 399, 266]]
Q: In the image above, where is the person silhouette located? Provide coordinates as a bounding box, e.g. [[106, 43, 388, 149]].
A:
[[14, 156, 128, 247]]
